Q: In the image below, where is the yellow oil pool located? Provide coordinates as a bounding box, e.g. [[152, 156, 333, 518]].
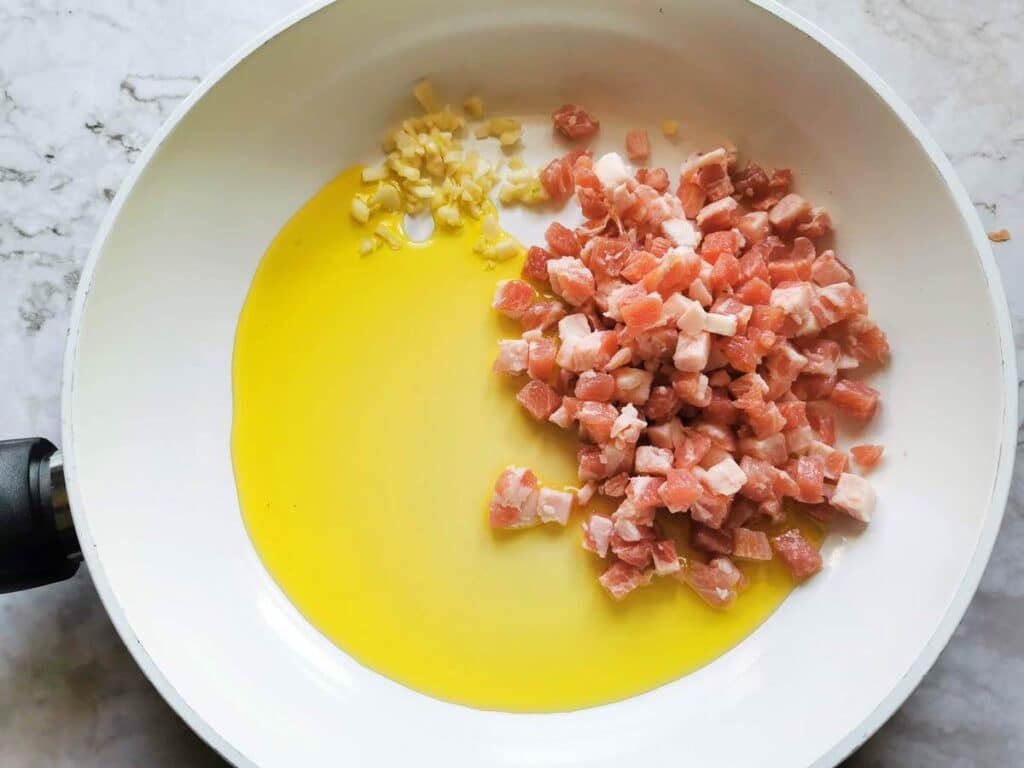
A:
[[232, 166, 822, 712]]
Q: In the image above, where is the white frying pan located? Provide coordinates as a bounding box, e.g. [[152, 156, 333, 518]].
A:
[[0, 1, 1015, 766]]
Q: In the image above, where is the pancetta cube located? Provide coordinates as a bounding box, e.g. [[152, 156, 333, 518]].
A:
[[489, 467, 540, 529], [703, 457, 748, 496], [673, 331, 711, 372], [537, 487, 574, 526], [635, 445, 674, 475], [581, 514, 610, 557], [651, 540, 682, 575], [599, 561, 653, 600], [771, 528, 822, 581], [830, 472, 876, 522], [732, 528, 772, 560], [494, 339, 529, 375]]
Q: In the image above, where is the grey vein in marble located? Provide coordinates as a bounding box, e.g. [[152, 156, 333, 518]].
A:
[[0, 1, 1021, 766]]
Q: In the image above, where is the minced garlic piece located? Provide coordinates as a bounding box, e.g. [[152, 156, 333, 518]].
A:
[[374, 224, 402, 250], [373, 183, 401, 212], [349, 197, 370, 224], [498, 162, 549, 206], [358, 237, 379, 256], [463, 96, 485, 118], [490, 238, 523, 261], [361, 164, 388, 182], [473, 222, 525, 264], [662, 120, 679, 138], [481, 213, 499, 240], [473, 116, 523, 147], [413, 79, 440, 113]]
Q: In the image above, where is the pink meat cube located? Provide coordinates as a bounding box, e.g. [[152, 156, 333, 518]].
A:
[[696, 196, 741, 232], [612, 367, 654, 405], [771, 529, 822, 581], [492, 279, 536, 319], [626, 475, 665, 510], [625, 129, 651, 163], [546, 257, 596, 306], [732, 528, 772, 561], [768, 193, 811, 234], [575, 370, 616, 402], [489, 466, 540, 529], [830, 472, 876, 522], [652, 540, 681, 575], [527, 338, 556, 381], [678, 559, 737, 607], [581, 513, 613, 557], [516, 380, 562, 421], [537, 487, 574, 526], [634, 445, 673, 475], [599, 561, 653, 600], [493, 339, 528, 375]]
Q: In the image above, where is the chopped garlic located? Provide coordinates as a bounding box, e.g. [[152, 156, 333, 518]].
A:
[[499, 130, 521, 147], [413, 79, 440, 113], [361, 164, 388, 182], [395, 163, 420, 181], [463, 96, 485, 118], [349, 197, 370, 224], [436, 204, 462, 227], [490, 238, 523, 261], [374, 224, 402, 250], [358, 237, 379, 256], [662, 120, 679, 138], [373, 183, 401, 212], [347, 84, 517, 232], [482, 214, 499, 240], [487, 117, 520, 135]]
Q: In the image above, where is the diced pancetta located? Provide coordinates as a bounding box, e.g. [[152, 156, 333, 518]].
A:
[[651, 540, 682, 575], [732, 528, 772, 560], [767, 193, 811, 234], [771, 529, 822, 580], [612, 367, 654, 405], [488, 134, 888, 601], [599, 561, 653, 600], [581, 513, 612, 556], [850, 444, 884, 469], [611, 403, 647, 444], [516, 380, 562, 420], [703, 457, 748, 496], [830, 472, 876, 522], [625, 129, 650, 163], [489, 467, 540, 529], [553, 103, 601, 140], [635, 445, 674, 475], [673, 331, 711, 372], [494, 339, 529, 375], [537, 487, 574, 525], [547, 257, 596, 306]]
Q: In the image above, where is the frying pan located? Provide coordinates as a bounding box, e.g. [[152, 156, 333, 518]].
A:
[[0, 0, 1015, 766]]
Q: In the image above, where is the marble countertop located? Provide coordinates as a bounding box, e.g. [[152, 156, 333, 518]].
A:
[[0, 1, 1020, 765]]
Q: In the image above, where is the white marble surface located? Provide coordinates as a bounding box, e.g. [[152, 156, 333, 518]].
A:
[[0, 0, 1019, 765]]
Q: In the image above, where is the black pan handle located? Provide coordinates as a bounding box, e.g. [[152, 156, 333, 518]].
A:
[[0, 437, 81, 593]]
